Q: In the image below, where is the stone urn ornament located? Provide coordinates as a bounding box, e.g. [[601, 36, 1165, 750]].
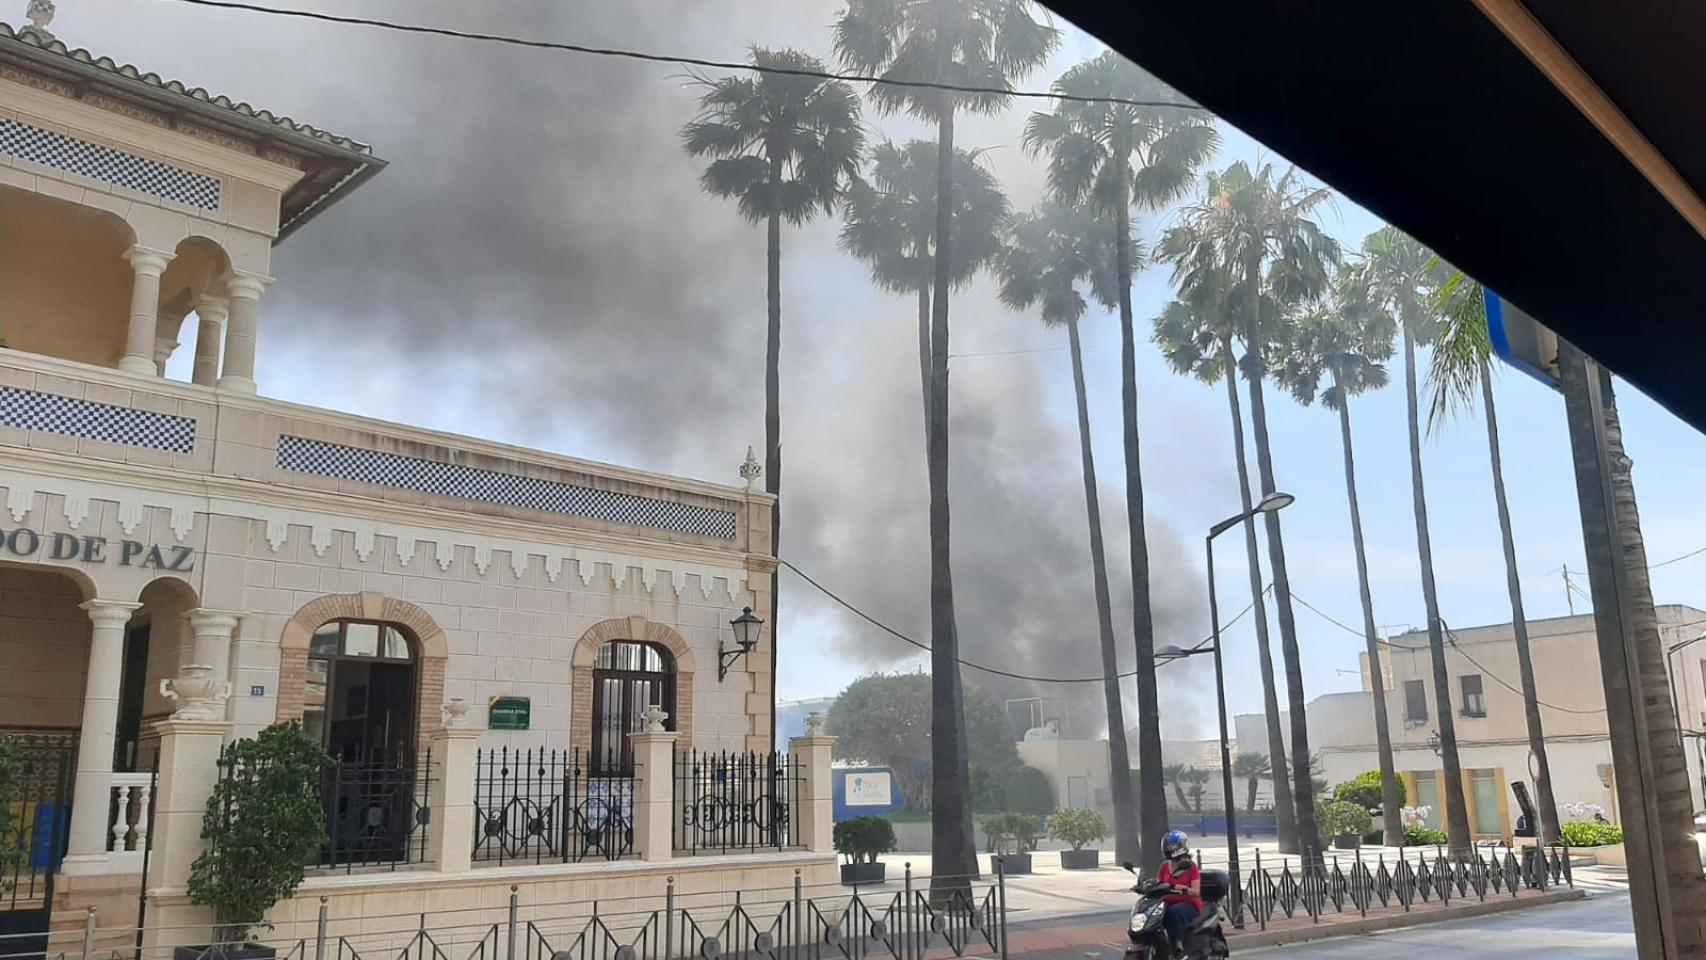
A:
[[443, 697, 471, 729], [805, 711, 827, 737], [643, 705, 670, 733], [159, 664, 231, 721]]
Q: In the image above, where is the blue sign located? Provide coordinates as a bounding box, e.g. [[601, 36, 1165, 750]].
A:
[[832, 767, 902, 821], [1485, 289, 1560, 390]]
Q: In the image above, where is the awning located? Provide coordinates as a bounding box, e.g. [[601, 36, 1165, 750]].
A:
[[1045, 1, 1706, 429]]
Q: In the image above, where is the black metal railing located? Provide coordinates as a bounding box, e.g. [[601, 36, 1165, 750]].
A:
[[1216, 842, 1575, 931], [472, 746, 635, 864], [672, 750, 802, 855], [0, 732, 73, 919], [317, 751, 435, 872]]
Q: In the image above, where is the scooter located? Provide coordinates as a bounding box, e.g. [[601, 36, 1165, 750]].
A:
[[1119, 862, 1231, 959]]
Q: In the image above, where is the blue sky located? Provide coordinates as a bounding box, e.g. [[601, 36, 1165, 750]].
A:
[[124, 1, 1706, 733]]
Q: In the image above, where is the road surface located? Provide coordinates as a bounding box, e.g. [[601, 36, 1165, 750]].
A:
[[1238, 890, 1632, 958]]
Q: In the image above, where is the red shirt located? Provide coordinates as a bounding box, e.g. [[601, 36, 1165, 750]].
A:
[[1158, 860, 1203, 910]]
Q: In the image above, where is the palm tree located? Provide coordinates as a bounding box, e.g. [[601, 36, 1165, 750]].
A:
[[1161, 161, 1339, 859], [995, 203, 1139, 863], [1557, 339, 1706, 937], [1024, 50, 1218, 869], [1424, 269, 1560, 846], [1151, 277, 1299, 853], [835, 0, 1057, 885], [1344, 226, 1471, 857], [1272, 280, 1405, 847], [683, 48, 864, 745], [1182, 767, 1213, 814], [840, 140, 1008, 459], [1162, 763, 1192, 810], [1232, 752, 1270, 815]]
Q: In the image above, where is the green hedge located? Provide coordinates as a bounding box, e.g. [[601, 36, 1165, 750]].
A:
[[1561, 821, 1624, 847], [1403, 826, 1449, 847]]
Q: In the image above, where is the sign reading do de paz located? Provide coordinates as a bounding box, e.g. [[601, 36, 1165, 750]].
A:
[[489, 696, 531, 731], [0, 529, 195, 571]]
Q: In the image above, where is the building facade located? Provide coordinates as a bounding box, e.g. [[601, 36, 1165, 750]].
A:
[[1319, 606, 1706, 839], [0, 17, 827, 950]]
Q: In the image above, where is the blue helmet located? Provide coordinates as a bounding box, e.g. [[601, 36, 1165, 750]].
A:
[[1162, 831, 1190, 862]]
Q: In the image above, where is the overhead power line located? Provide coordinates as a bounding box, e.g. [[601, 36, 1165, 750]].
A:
[[779, 557, 1262, 685], [148, 0, 1205, 111], [1651, 544, 1706, 569]]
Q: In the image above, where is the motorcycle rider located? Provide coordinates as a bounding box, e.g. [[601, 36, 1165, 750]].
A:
[[1156, 831, 1202, 956]]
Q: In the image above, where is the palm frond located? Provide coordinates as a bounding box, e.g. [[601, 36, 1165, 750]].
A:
[[1423, 267, 1492, 434]]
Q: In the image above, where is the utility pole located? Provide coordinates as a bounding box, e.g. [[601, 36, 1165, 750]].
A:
[[1562, 564, 1575, 615]]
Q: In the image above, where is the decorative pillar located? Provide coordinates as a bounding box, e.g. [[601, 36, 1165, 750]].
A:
[[140, 717, 230, 950], [426, 706, 481, 874], [185, 608, 241, 693], [191, 294, 228, 387], [63, 599, 142, 875], [217, 272, 271, 395], [789, 712, 835, 854], [118, 246, 174, 376], [152, 336, 178, 375], [633, 707, 678, 862]]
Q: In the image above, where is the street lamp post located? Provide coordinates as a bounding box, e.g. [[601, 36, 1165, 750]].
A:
[[1158, 490, 1295, 930]]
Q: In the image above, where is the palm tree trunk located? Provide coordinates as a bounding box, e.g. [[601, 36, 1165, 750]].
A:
[[765, 181, 782, 750], [1240, 258, 1320, 859], [1401, 321, 1472, 857], [918, 283, 933, 457], [1333, 383, 1403, 846], [926, 107, 975, 888], [1560, 343, 1706, 952], [1479, 364, 1559, 844], [1067, 320, 1139, 865], [1245, 776, 1259, 816], [1220, 335, 1297, 853], [1115, 190, 1167, 872]]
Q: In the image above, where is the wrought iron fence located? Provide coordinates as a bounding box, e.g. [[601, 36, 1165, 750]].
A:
[[472, 746, 635, 865], [1218, 842, 1576, 931], [672, 750, 802, 856], [0, 733, 73, 917], [317, 752, 435, 872]]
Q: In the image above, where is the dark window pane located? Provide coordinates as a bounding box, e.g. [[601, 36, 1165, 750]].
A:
[[310, 625, 340, 658], [1404, 680, 1428, 722]]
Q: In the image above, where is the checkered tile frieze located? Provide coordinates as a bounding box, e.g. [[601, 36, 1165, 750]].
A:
[[1, 117, 221, 211], [0, 387, 196, 453], [276, 436, 739, 540]]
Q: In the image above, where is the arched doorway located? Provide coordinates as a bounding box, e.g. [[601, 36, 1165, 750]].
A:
[[302, 619, 417, 765], [592, 640, 675, 776]]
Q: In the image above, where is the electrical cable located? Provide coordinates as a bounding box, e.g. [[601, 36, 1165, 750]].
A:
[[778, 557, 1262, 684], [147, 0, 1206, 112], [1651, 544, 1706, 569]]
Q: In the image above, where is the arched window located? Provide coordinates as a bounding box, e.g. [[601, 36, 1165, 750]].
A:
[[592, 640, 675, 776], [303, 620, 417, 764]]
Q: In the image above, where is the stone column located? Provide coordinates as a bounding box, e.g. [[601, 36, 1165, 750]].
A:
[[217, 272, 271, 395], [789, 713, 835, 854], [185, 609, 241, 721], [190, 294, 228, 387], [633, 708, 679, 862], [63, 600, 142, 875], [426, 723, 482, 874], [118, 246, 174, 376], [140, 718, 230, 950]]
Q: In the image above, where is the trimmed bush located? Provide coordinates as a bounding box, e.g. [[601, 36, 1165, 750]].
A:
[[980, 812, 1041, 854], [1317, 800, 1373, 838], [834, 816, 898, 864], [1403, 826, 1450, 847], [1331, 771, 1386, 812], [1561, 821, 1624, 847], [1048, 808, 1107, 851], [187, 723, 329, 943]]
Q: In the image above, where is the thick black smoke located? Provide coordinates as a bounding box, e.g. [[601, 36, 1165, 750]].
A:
[[66, 0, 1212, 738]]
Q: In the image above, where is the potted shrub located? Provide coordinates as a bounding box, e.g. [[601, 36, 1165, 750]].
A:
[[1317, 800, 1373, 851], [982, 813, 1039, 875], [833, 816, 896, 885], [1049, 808, 1106, 870], [181, 723, 329, 959]]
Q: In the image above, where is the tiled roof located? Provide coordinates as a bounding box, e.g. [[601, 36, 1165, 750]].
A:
[[0, 22, 372, 157]]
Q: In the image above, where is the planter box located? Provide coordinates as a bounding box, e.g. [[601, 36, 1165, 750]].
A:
[[992, 853, 1033, 876], [1585, 842, 1626, 867], [174, 946, 278, 960], [1334, 833, 1362, 851], [840, 861, 887, 885], [1059, 849, 1100, 870]]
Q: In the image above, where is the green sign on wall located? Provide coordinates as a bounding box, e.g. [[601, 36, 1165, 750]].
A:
[[489, 696, 531, 730]]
